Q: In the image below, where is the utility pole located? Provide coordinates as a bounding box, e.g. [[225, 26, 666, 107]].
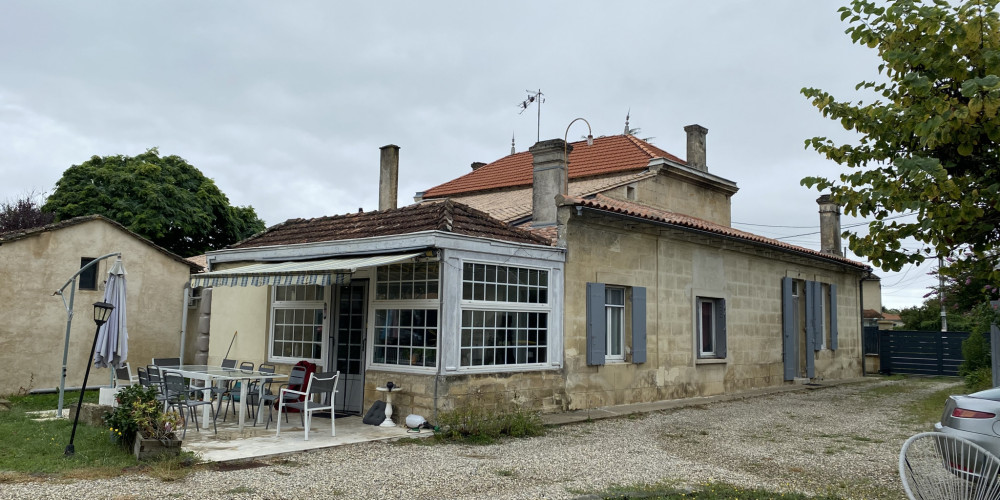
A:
[[939, 256, 948, 332]]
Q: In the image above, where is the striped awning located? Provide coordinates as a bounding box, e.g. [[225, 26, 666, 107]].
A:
[[189, 252, 424, 287]]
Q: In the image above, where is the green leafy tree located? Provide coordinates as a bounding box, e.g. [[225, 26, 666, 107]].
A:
[[43, 148, 265, 257], [801, 0, 1000, 287]]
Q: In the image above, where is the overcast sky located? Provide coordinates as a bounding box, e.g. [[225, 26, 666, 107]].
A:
[[0, 1, 940, 309]]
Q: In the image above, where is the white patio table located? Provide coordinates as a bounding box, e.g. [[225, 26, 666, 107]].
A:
[[159, 364, 287, 431]]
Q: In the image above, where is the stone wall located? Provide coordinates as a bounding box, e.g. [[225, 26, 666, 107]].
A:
[[363, 369, 566, 424], [558, 208, 863, 410]]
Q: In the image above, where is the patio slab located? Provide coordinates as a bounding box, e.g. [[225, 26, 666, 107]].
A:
[[180, 415, 422, 462]]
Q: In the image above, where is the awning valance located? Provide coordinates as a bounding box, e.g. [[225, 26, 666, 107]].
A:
[[189, 252, 424, 287]]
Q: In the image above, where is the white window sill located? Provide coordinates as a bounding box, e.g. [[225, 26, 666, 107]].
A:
[[695, 357, 728, 365]]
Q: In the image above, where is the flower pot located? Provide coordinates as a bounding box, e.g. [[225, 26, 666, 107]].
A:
[[132, 434, 182, 461]]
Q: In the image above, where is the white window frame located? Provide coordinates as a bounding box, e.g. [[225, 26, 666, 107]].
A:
[[693, 290, 727, 362], [370, 261, 441, 371], [459, 261, 553, 371], [605, 286, 626, 362], [268, 284, 328, 365], [697, 297, 717, 357]]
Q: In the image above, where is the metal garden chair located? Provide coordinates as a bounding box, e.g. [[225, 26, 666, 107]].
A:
[[264, 365, 308, 429], [276, 371, 340, 440], [163, 371, 217, 438], [899, 431, 1000, 500]]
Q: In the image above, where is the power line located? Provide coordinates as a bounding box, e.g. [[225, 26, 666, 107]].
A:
[[733, 212, 918, 240]]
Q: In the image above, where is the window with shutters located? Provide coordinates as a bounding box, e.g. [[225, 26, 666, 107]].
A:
[[696, 296, 726, 359], [586, 283, 646, 365]]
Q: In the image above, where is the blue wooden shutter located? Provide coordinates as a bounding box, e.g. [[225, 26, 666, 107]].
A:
[[829, 283, 838, 350], [715, 298, 727, 359], [781, 277, 796, 381], [805, 281, 816, 378], [586, 282, 606, 366], [631, 286, 647, 364]]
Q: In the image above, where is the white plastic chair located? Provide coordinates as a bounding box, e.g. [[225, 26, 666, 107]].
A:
[[276, 371, 339, 440], [899, 432, 1000, 500]]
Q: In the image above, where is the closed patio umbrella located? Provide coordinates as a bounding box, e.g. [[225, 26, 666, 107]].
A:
[[93, 258, 128, 368]]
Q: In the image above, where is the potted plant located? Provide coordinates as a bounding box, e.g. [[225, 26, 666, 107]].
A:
[[103, 384, 184, 460]]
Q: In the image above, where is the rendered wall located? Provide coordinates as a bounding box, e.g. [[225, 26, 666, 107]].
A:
[[599, 169, 733, 226], [202, 270, 270, 367], [0, 220, 191, 395]]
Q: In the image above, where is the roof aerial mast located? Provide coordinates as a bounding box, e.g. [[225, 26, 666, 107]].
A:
[[518, 89, 544, 143]]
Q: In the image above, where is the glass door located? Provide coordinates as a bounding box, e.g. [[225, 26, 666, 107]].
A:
[[332, 280, 367, 415]]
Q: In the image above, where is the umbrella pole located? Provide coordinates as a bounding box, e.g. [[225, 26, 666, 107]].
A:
[[65, 323, 101, 456]]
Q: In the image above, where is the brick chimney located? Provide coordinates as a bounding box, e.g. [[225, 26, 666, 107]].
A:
[[529, 139, 571, 227], [684, 124, 708, 172], [817, 194, 842, 257], [379, 145, 399, 212]]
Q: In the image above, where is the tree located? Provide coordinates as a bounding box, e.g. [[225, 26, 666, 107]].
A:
[[0, 191, 54, 233], [42, 148, 265, 257], [801, 0, 1000, 288]]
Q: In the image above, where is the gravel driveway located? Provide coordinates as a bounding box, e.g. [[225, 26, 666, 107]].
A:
[[3, 376, 961, 499]]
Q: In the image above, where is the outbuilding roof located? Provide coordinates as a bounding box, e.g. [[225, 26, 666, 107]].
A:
[[230, 199, 552, 249], [0, 215, 202, 270]]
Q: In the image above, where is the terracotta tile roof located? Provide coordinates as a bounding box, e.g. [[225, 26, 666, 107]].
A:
[[0, 215, 202, 270], [230, 199, 552, 249], [445, 170, 656, 223], [423, 135, 682, 198], [882, 312, 902, 321], [863, 309, 884, 319], [186, 254, 208, 270], [519, 223, 558, 244], [562, 194, 869, 269]]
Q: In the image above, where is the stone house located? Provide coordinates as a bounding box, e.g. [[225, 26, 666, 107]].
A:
[[0, 215, 201, 395], [196, 127, 869, 421]]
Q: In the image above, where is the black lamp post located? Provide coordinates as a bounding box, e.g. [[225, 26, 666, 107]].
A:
[[64, 301, 114, 456]]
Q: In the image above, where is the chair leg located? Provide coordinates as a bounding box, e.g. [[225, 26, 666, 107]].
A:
[[189, 405, 200, 432], [208, 404, 218, 434], [276, 400, 284, 436], [304, 411, 310, 441]]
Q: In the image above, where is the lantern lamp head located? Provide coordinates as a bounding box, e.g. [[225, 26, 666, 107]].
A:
[[93, 301, 115, 326]]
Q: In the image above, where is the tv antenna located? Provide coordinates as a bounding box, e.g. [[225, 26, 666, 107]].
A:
[[518, 89, 544, 143]]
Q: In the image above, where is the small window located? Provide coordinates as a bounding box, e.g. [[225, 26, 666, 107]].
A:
[[696, 296, 726, 359], [820, 284, 830, 350], [626, 184, 637, 201], [586, 282, 646, 366], [79, 258, 98, 290], [605, 287, 626, 361]]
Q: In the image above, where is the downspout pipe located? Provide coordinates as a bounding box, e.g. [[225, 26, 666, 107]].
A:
[[859, 268, 873, 377], [180, 283, 190, 363], [54, 252, 121, 418]]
